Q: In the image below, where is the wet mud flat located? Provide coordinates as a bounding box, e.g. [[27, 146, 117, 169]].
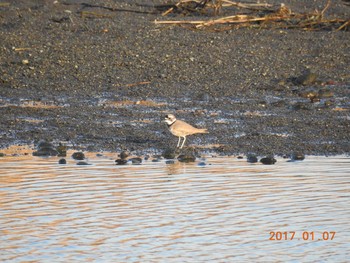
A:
[[0, 0, 349, 156]]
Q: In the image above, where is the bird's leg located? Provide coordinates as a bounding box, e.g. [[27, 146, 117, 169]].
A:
[[177, 137, 181, 148], [180, 136, 186, 149]]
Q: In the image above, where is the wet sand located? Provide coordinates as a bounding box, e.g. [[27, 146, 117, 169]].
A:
[[0, 0, 349, 156]]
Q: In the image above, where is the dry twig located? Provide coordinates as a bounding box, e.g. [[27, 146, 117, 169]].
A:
[[155, 0, 349, 31]]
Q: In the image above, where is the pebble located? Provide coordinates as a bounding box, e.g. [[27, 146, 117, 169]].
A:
[[72, 152, 85, 160], [58, 158, 67, 164], [76, 161, 90, 165], [33, 141, 58, 156], [119, 151, 129, 159], [290, 152, 305, 161], [129, 157, 142, 165], [247, 154, 258, 163], [260, 156, 277, 165], [56, 143, 67, 157], [178, 154, 196, 163], [198, 161, 206, 166], [115, 159, 128, 165], [162, 148, 176, 159]]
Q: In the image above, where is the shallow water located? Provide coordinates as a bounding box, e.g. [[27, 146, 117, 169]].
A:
[[0, 154, 349, 262]]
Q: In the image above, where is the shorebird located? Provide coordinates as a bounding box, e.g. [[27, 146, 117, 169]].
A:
[[164, 114, 208, 149]]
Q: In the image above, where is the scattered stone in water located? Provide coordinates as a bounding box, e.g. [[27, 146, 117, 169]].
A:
[[237, 155, 244, 159], [178, 153, 196, 163], [72, 152, 85, 160], [115, 159, 128, 165], [198, 161, 206, 166], [96, 153, 103, 157], [290, 152, 305, 161], [165, 160, 175, 165], [144, 155, 150, 161], [129, 157, 142, 165], [119, 151, 129, 159], [58, 158, 67, 164], [56, 143, 67, 157], [152, 158, 161, 162], [33, 141, 58, 156], [77, 161, 90, 165], [260, 156, 277, 165], [247, 154, 258, 163], [162, 148, 176, 159]]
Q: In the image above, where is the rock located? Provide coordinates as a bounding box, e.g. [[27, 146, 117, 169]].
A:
[[58, 158, 67, 164], [129, 157, 142, 164], [56, 143, 67, 157], [77, 161, 90, 165], [162, 148, 176, 159], [247, 154, 258, 163], [115, 159, 128, 165], [33, 141, 58, 156], [198, 161, 206, 166], [165, 160, 175, 165], [178, 153, 196, 163], [290, 152, 305, 161], [119, 151, 129, 159], [260, 156, 277, 165], [72, 152, 85, 160]]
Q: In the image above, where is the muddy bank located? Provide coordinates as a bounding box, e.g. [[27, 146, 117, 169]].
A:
[[0, 0, 349, 156]]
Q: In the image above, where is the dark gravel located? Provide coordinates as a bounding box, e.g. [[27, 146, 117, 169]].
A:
[[0, 0, 349, 156]]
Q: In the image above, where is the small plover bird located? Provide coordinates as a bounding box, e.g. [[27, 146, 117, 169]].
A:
[[164, 114, 208, 149]]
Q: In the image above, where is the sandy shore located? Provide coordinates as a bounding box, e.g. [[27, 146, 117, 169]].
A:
[[0, 0, 349, 156]]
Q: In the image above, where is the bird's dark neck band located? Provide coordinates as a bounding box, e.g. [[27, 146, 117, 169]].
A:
[[167, 119, 176, 127]]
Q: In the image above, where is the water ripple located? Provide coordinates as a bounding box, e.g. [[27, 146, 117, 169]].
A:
[[0, 155, 349, 262]]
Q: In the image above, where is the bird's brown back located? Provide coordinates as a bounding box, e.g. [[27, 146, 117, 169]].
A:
[[170, 119, 208, 137]]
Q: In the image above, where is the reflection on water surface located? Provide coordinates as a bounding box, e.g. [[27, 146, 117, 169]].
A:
[[0, 154, 349, 262]]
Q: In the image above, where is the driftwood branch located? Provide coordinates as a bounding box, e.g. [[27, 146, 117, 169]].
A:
[[155, 0, 349, 31]]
